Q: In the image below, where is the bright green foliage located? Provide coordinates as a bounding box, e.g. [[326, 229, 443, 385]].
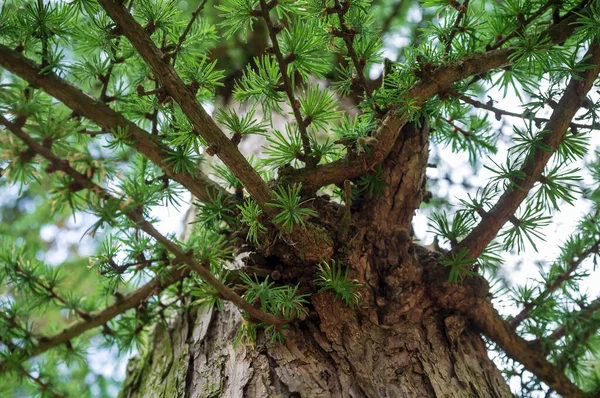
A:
[[267, 183, 318, 232], [315, 260, 362, 307], [238, 198, 266, 245], [239, 273, 309, 319]]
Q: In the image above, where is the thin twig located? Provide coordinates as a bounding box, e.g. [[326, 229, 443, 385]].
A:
[[0, 114, 286, 326], [510, 237, 600, 328], [170, 0, 209, 64], [443, 0, 470, 57], [453, 43, 600, 260], [449, 89, 600, 132], [258, 0, 315, 165], [381, 0, 406, 36], [0, 44, 228, 204], [488, 0, 559, 51], [12, 262, 91, 320], [541, 296, 600, 344], [20, 366, 64, 398], [332, 0, 374, 100]]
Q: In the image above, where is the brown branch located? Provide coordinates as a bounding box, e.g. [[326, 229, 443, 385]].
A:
[[454, 43, 600, 261], [443, 0, 470, 57], [541, 296, 600, 344], [288, 4, 587, 190], [332, 0, 374, 100], [258, 0, 315, 165], [429, 275, 589, 398], [170, 0, 209, 63], [98, 0, 275, 208], [0, 262, 188, 374], [442, 117, 471, 137], [0, 44, 227, 204], [0, 115, 287, 327], [20, 365, 64, 398], [11, 262, 91, 320], [510, 237, 600, 328], [449, 89, 600, 132], [488, 0, 559, 51]]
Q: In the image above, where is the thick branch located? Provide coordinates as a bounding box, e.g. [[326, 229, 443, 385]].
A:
[[429, 274, 589, 398], [97, 0, 274, 208], [1, 116, 287, 327], [510, 237, 600, 328], [455, 43, 600, 260], [289, 5, 586, 190], [0, 44, 226, 204]]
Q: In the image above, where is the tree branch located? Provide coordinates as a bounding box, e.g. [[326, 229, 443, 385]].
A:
[[429, 274, 589, 398], [380, 0, 407, 36], [510, 237, 600, 328], [487, 0, 559, 51], [332, 0, 375, 100], [455, 43, 600, 261], [449, 89, 600, 133], [0, 44, 227, 204], [535, 296, 600, 346], [0, 115, 287, 327], [98, 0, 274, 208], [443, 0, 470, 57], [169, 0, 210, 63], [0, 258, 188, 373], [288, 4, 587, 190], [258, 0, 315, 165]]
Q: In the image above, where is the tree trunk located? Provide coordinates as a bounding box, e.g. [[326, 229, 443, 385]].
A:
[[119, 123, 513, 398], [119, 268, 511, 397]]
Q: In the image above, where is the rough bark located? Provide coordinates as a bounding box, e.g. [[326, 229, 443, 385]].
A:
[[119, 249, 511, 398], [119, 122, 512, 398]]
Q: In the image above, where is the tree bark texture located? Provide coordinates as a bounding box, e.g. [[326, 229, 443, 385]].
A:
[[119, 123, 513, 398]]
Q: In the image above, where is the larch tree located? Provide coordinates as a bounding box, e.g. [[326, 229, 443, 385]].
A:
[[1, 0, 600, 397]]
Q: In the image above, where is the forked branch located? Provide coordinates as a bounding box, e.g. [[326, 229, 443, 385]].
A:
[[455, 43, 600, 260], [0, 115, 288, 363], [0, 44, 227, 204], [98, 0, 274, 208]]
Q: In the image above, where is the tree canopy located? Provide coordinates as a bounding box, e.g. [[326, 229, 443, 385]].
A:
[[1, 0, 600, 397]]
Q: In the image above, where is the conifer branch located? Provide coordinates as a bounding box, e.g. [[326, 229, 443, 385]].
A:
[[0, 261, 188, 373], [19, 365, 64, 398], [332, 0, 374, 100], [431, 278, 589, 398], [288, 4, 587, 190], [258, 0, 315, 165], [0, 114, 287, 327], [170, 0, 209, 63], [454, 43, 600, 261], [487, 0, 562, 51], [97, 0, 275, 208], [443, 0, 470, 57], [0, 44, 227, 205], [541, 296, 600, 345], [380, 0, 407, 36], [10, 262, 91, 321], [449, 89, 600, 133], [510, 237, 600, 328]]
